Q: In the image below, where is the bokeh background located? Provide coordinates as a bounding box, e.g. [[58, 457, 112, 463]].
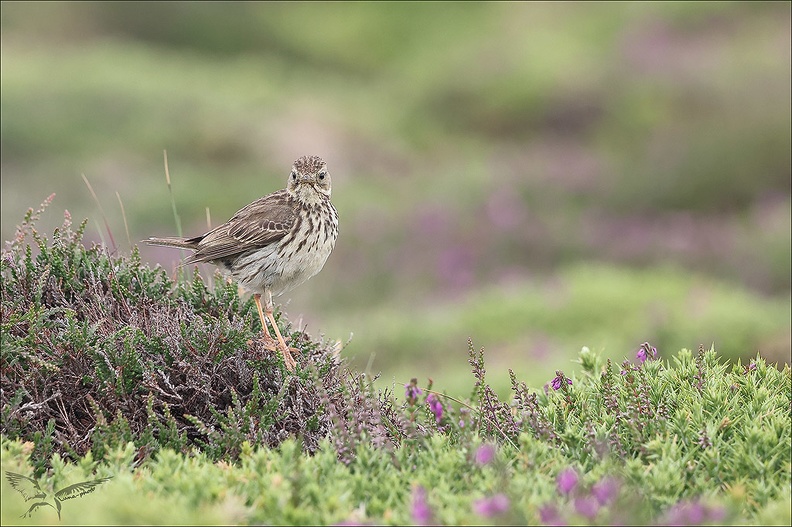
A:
[[2, 2, 790, 397]]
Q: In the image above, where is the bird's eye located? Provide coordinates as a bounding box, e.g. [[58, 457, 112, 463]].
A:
[[318, 173, 326, 180], [291, 172, 297, 180]]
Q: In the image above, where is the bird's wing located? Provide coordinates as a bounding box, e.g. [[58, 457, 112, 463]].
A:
[[22, 501, 55, 518], [5, 472, 45, 501], [54, 477, 112, 502], [187, 190, 296, 264]]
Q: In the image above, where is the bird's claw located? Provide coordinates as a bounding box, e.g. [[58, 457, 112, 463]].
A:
[[257, 334, 279, 351], [253, 335, 299, 371]]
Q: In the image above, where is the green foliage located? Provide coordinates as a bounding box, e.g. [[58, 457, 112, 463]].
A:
[[2, 343, 789, 525], [1, 204, 789, 525]]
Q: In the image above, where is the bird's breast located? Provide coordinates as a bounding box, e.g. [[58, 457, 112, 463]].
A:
[[270, 202, 338, 295]]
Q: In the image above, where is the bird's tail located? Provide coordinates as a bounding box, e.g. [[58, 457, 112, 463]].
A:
[[143, 236, 198, 250]]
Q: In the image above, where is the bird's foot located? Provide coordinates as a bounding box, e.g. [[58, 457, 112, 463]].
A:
[[279, 344, 298, 372], [256, 333, 280, 351], [255, 332, 300, 352], [253, 334, 299, 371]]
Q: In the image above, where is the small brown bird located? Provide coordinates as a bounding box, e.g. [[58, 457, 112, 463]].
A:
[[146, 155, 338, 371]]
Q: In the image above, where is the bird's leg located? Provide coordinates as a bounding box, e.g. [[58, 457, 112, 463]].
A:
[[254, 293, 282, 355], [264, 291, 297, 372], [253, 294, 273, 338]]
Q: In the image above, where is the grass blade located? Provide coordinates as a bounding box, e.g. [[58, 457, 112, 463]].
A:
[[116, 191, 131, 248], [82, 173, 116, 252]]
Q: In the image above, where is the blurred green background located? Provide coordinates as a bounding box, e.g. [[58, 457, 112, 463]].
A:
[[2, 2, 789, 397]]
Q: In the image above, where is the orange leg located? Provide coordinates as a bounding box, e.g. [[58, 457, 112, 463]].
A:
[[255, 292, 297, 372], [253, 294, 272, 338]]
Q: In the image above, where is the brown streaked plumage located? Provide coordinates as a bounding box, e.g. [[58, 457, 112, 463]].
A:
[[145, 155, 338, 372]]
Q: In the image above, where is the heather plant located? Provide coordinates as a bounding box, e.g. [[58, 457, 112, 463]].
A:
[[3, 336, 790, 525], [1, 197, 410, 474], [2, 201, 790, 525], [397, 340, 790, 524]]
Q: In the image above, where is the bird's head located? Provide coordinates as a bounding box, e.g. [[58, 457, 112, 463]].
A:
[[286, 155, 332, 204]]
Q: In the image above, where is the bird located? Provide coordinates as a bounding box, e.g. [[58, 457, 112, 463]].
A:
[[145, 155, 339, 372], [6, 471, 112, 520]]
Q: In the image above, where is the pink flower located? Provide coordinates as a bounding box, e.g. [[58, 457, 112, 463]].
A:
[[472, 494, 510, 518], [405, 378, 422, 405], [556, 468, 579, 495], [539, 504, 566, 525], [636, 342, 657, 364], [574, 496, 599, 519], [426, 393, 443, 423], [661, 499, 726, 525], [550, 371, 572, 391], [474, 443, 496, 466], [591, 476, 620, 505], [411, 486, 432, 525]]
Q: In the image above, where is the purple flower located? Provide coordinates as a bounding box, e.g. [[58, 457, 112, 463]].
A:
[[556, 468, 579, 495], [474, 443, 496, 466], [426, 393, 443, 423], [539, 504, 566, 526], [697, 429, 712, 449], [636, 342, 657, 364], [550, 371, 572, 391], [743, 361, 757, 374], [405, 378, 422, 405], [411, 485, 432, 525], [591, 476, 620, 505], [661, 499, 726, 525], [574, 496, 600, 519], [472, 493, 510, 518]]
